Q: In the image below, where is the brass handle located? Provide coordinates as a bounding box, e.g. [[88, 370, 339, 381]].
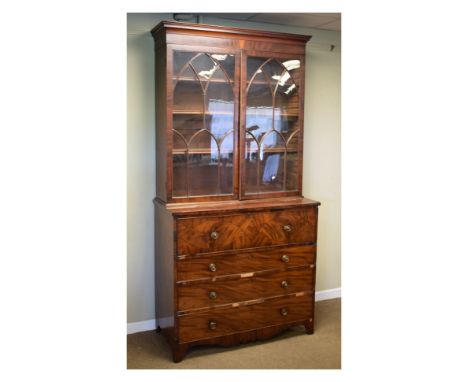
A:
[[281, 308, 288, 316], [209, 321, 217, 330], [281, 280, 289, 289], [209, 291, 217, 299], [281, 254, 290, 263], [208, 263, 217, 272], [210, 231, 219, 240], [283, 224, 292, 232]]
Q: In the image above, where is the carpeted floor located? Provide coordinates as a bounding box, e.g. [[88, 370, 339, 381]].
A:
[[127, 298, 341, 369]]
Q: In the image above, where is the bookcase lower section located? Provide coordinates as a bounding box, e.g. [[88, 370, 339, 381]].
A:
[[155, 197, 320, 362], [158, 318, 314, 363]]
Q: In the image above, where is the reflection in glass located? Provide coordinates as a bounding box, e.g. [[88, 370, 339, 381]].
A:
[[219, 131, 234, 194], [172, 51, 235, 198], [244, 56, 301, 194], [173, 154, 188, 197], [188, 131, 219, 196], [173, 66, 204, 113], [259, 130, 285, 192]]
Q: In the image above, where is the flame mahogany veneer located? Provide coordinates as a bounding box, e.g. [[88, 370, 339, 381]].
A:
[[152, 21, 319, 362]]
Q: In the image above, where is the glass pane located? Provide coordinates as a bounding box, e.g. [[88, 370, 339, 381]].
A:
[[173, 131, 187, 152], [219, 131, 234, 194], [173, 66, 204, 113], [244, 131, 259, 194], [191, 54, 216, 82], [212, 54, 235, 81], [173, 51, 197, 76], [246, 83, 273, 140], [285, 152, 298, 191], [247, 57, 265, 81], [188, 131, 219, 196], [173, 132, 188, 197], [173, 114, 203, 142], [206, 64, 234, 140], [259, 130, 285, 192], [276, 58, 301, 192], [245, 56, 301, 195], [277, 116, 299, 141], [276, 77, 299, 116], [286, 129, 300, 191], [246, 58, 273, 141], [173, 154, 187, 197], [172, 51, 236, 198], [259, 152, 285, 192]]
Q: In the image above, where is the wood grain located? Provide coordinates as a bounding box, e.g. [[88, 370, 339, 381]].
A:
[[151, 20, 311, 44], [177, 207, 317, 255], [178, 293, 313, 343], [152, 21, 311, 203], [177, 267, 315, 311], [239, 51, 306, 200], [166, 196, 319, 215], [169, 319, 313, 362], [154, 201, 175, 330], [164, 34, 307, 55], [151, 21, 319, 363], [177, 244, 315, 280], [164, 44, 241, 203], [155, 46, 167, 202]]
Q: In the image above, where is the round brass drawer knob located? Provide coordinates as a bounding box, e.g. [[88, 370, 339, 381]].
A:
[[280, 308, 288, 316], [209, 321, 217, 330], [208, 263, 217, 272], [281, 280, 289, 289], [209, 291, 217, 299], [210, 231, 219, 240], [283, 224, 292, 232], [281, 254, 290, 263]]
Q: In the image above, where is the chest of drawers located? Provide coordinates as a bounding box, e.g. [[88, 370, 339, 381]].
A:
[[155, 197, 320, 362]]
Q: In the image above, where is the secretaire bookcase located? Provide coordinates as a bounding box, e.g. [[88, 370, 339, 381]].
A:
[[151, 21, 320, 362]]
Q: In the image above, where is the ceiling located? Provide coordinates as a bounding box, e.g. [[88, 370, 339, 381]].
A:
[[194, 13, 341, 32]]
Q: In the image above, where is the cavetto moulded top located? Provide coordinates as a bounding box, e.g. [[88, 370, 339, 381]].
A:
[[151, 20, 312, 44]]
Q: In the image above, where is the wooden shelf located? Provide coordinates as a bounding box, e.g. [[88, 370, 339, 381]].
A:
[[173, 77, 296, 88], [173, 110, 234, 116], [174, 110, 299, 117], [174, 76, 233, 84], [248, 79, 300, 86], [246, 111, 299, 118], [173, 78, 270, 87], [173, 149, 234, 155], [173, 148, 297, 155], [245, 148, 298, 154], [248, 80, 272, 86]]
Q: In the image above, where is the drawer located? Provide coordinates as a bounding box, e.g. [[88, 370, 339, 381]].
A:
[[177, 207, 317, 255], [178, 293, 313, 343], [177, 245, 315, 281], [178, 267, 315, 311]]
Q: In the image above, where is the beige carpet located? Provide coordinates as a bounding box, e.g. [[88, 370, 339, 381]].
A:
[[127, 298, 341, 369]]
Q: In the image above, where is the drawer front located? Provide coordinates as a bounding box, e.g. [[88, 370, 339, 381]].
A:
[[178, 294, 313, 343], [178, 267, 315, 311], [177, 207, 317, 255], [177, 245, 315, 281]]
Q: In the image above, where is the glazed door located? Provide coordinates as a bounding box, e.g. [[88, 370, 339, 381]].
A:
[[169, 46, 240, 201], [240, 52, 304, 199]]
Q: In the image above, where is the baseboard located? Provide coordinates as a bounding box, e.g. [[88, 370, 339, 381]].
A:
[[315, 287, 341, 301], [127, 288, 341, 334], [127, 319, 156, 335]]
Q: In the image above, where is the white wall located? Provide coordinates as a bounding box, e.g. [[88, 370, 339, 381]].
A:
[[127, 13, 341, 324], [304, 45, 341, 291]]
